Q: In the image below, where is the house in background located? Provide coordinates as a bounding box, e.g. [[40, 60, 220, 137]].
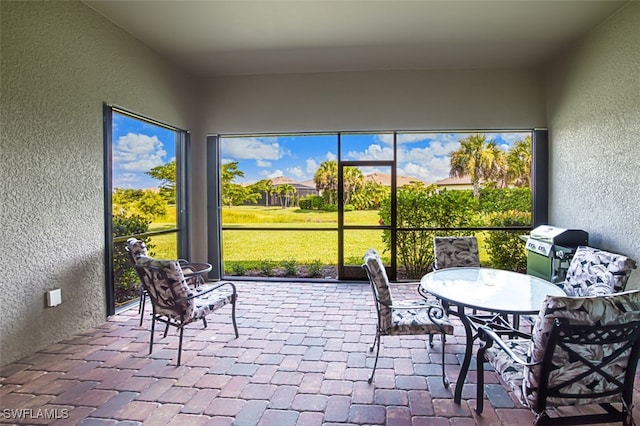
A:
[[435, 175, 474, 191], [1, 0, 638, 366]]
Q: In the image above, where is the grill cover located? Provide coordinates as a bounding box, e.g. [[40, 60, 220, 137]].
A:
[[526, 225, 589, 256]]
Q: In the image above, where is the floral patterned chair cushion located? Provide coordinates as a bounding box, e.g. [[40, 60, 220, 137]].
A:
[[524, 290, 640, 408], [363, 249, 453, 336], [126, 237, 149, 261], [433, 236, 481, 270], [558, 246, 636, 296], [484, 290, 640, 411], [135, 257, 235, 325]]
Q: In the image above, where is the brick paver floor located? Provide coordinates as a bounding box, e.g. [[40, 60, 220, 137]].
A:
[[1, 280, 638, 425]]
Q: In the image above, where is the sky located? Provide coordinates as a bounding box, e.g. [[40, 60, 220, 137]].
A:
[[111, 112, 176, 189], [109, 111, 529, 189], [221, 131, 530, 185]]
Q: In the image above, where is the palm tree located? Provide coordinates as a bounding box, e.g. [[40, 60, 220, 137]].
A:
[[506, 136, 532, 188], [274, 184, 296, 208], [449, 134, 505, 197], [250, 179, 273, 207], [343, 166, 364, 205], [314, 160, 338, 205]]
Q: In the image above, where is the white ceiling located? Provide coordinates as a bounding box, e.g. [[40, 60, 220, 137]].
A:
[[83, 0, 629, 77]]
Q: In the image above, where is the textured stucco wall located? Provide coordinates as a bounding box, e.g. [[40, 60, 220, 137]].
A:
[[0, 1, 197, 365], [545, 1, 640, 288], [200, 69, 546, 134]]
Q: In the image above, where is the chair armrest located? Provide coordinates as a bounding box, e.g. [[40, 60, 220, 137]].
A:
[[176, 281, 237, 303], [387, 300, 450, 329], [477, 326, 538, 367]]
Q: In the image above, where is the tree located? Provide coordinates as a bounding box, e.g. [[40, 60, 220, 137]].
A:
[[351, 181, 389, 210], [314, 160, 338, 205], [221, 162, 257, 207], [506, 136, 532, 188], [250, 179, 273, 207], [274, 184, 296, 208], [343, 166, 364, 206], [449, 134, 506, 197], [138, 190, 167, 219], [146, 160, 176, 202]]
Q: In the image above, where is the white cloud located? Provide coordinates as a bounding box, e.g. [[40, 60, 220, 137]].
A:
[[223, 137, 282, 160], [347, 144, 394, 161], [287, 166, 305, 179], [306, 158, 318, 174], [399, 157, 451, 183], [261, 169, 284, 179], [113, 172, 139, 188], [256, 159, 272, 167], [325, 152, 337, 161], [112, 133, 166, 172]]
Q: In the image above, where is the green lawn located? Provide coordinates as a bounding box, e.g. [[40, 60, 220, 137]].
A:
[[147, 205, 494, 269]]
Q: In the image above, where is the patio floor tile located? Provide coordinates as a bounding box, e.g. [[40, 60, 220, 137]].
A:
[[0, 280, 638, 425]]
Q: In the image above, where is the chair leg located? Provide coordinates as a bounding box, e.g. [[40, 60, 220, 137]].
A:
[[163, 322, 170, 338], [138, 291, 146, 327], [368, 331, 382, 384], [149, 315, 155, 355], [177, 326, 184, 366], [231, 296, 239, 338]]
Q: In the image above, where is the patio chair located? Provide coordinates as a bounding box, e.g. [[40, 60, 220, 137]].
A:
[[556, 245, 636, 297], [433, 236, 481, 270], [433, 235, 488, 319], [476, 289, 640, 425], [126, 238, 208, 326], [362, 248, 454, 386], [133, 256, 239, 366]]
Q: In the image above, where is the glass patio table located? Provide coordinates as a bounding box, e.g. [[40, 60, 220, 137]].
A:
[[419, 267, 565, 403], [181, 261, 212, 286]]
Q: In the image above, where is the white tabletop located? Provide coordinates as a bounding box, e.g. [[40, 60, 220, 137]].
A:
[[420, 267, 566, 314]]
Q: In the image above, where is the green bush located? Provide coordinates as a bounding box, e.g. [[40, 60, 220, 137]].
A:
[[485, 210, 531, 272], [308, 259, 322, 277], [379, 184, 480, 278], [259, 259, 274, 276], [343, 204, 355, 212], [230, 262, 247, 275], [322, 204, 338, 212], [282, 258, 298, 276], [112, 213, 153, 305], [478, 187, 531, 213], [299, 195, 325, 210]]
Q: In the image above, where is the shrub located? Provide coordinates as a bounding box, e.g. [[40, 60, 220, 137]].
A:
[[112, 213, 153, 305], [485, 210, 531, 272], [299, 195, 325, 210], [343, 204, 355, 212], [282, 258, 297, 276], [379, 184, 480, 279], [478, 187, 531, 213], [322, 204, 338, 212], [308, 259, 322, 277], [259, 259, 274, 276], [230, 262, 247, 275]]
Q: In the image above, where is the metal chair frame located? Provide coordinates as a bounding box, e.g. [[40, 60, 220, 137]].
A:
[[134, 262, 238, 366], [363, 262, 452, 386], [477, 318, 640, 425]]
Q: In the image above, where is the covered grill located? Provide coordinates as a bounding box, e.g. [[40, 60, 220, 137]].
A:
[[525, 225, 589, 283]]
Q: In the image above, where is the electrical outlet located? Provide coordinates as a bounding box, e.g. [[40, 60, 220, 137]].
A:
[[47, 289, 62, 307]]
